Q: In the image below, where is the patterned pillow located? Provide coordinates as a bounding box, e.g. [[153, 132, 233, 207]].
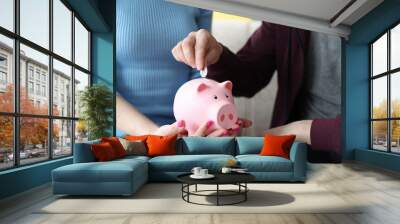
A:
[[119, 138, 147, 156]]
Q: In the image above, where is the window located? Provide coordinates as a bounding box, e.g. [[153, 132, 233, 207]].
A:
[[74, 18, 90, 70], [371, 23, 400, 154], [0, 0, 91, 170], [35, 70, 40, 81], [28, 67, 34, 80], [42, 85, 46, 97], [0, 54, 7, 88], [0, 55, 7, 67], [28, 81, 34, 94], [0, 34, 13, 113], [0, 71, 6, 85], [0, 0, 14, 32], [53, 59, 72, 117], [35, 83, 40, 95], [20, 0, 49, 49]]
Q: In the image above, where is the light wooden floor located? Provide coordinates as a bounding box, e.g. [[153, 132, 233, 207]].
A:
[[1, 162, 400, 224]]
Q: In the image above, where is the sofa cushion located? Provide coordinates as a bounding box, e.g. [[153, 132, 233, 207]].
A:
[[119, 139, 147, 156], [53, 158, 147, 183], [147, 135, 178, 157], [236, 155, 293, 172], [236, 137, 263, 155], [91, 142, 118, 161], [149, 154, 235, 172], [260, 134, 296, 159], [177, 137, 235, 155]]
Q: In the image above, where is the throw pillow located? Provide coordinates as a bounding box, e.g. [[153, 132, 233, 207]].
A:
[[259, 134, 296, 159], [119, 138, 147, 156], [146, 135, 177, 157], [101, 137, 127, 158], [91, 142, 117, 161]]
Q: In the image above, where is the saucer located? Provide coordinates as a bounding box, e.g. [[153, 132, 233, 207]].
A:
[[190, 174, 215, 179]]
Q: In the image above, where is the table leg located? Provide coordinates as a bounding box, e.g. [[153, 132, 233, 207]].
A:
[[245, 183, 247, 201], [187, 184, 190, 202], [195, 184, 197, 192], [217, 184, 219, 206]]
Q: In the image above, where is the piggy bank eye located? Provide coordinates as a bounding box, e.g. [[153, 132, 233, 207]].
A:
[[214, 95, 218, 100], [225, 94, 229, 98]]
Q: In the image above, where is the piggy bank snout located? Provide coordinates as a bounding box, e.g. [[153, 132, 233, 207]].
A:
[[214, 103, 238, 129]]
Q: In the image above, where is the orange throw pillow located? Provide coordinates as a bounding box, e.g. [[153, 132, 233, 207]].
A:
[[146, 135, 177, 157], [101, 137, 127, 158], [260, 134, 296, 159], [91, 142, 117, 161], [125, 135, 149, 141]]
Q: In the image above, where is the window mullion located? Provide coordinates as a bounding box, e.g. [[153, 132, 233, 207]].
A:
[[48, 0, 54, 160], [71, 10, 76, 155], [388, 30, 391, 153], [13, 0, 21, 167]]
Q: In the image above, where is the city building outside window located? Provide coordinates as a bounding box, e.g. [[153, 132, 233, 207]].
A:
[[0, 0, 91, 170], [370, 22, 400, 154]]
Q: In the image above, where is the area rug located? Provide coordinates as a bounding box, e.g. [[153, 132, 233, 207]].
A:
[[38, 183, 362, 214]]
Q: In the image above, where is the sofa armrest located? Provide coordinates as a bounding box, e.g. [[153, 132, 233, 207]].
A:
[[289, 142, 308, 181], [73, 140, 99, 163]]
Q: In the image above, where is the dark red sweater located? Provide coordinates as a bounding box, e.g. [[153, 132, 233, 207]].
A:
[[207, 22, 341, 162]]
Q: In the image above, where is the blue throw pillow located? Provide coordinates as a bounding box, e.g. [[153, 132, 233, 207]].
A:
[[236, 137, 264, 155], [177, 137, 235, 155]]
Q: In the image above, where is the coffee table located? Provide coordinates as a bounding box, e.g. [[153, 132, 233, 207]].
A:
[[177, 173, 255, 206]]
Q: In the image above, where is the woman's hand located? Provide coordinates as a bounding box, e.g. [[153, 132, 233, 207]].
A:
[[191, 121, 227, 137], [172, 29, 223, 71], [192, 118, 253, 137], [152, 120, 188, 137]]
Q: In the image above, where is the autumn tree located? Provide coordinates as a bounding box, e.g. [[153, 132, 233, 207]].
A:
[[372, 99, 400, 144], [0, 84, 60, 153]]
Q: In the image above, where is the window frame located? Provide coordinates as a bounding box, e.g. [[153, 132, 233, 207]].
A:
[[370, 20, 400, 154], [0, 0, 92, 171]]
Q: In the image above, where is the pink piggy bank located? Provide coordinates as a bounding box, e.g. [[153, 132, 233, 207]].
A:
[[173, 78, 238, 135]]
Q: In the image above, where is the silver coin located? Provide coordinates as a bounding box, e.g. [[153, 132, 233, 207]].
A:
[[200, 67, 208, 78]]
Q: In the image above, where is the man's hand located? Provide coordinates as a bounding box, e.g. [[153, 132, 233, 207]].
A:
[[172, 29, 223, 71], [265, 120, 313, 144]]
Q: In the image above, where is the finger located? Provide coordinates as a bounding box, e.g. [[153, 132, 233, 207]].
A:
[[193, 120, 214, 137], [178, 129, 188, 137], [172, 42, 186, 63], [195, 29, 209, 70], [182, 34, 196, 68], [229, 125, 241, 136], [207, 129, 228, 137], [238, 118, 252, 128], [231, 124, 240, 131], [176, 120, 185, 128]]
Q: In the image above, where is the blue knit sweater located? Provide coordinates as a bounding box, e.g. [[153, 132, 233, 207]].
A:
[[116, 0, 212, 126]]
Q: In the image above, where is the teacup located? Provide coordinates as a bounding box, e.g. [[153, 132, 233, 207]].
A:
[[199, 168, 208, 176], [191, 167, 202, 176]]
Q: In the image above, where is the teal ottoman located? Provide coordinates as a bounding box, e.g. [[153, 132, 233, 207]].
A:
[[52, 156, 148, 196]]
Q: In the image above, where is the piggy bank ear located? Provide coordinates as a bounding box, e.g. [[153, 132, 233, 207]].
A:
[[220, 81, 233, 91], [197, 83, 209, 92]]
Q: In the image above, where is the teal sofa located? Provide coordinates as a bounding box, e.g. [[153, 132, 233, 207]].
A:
[[52, 137, 307, 196]]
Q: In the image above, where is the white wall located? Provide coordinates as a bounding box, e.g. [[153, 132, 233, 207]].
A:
[[212, 18, 278, 136]]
